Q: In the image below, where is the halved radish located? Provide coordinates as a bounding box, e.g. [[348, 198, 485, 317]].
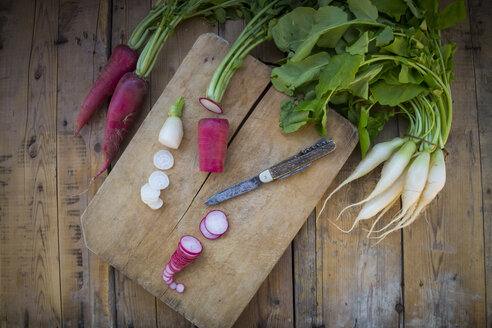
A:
[[148, 171, 170, 190], [200, 218, 220, 240], [204, 210, 229, 236], [199, 97, 223, 114], [179, 235, 203, 254], [170, 282, 177, 290], [153, 150, 174, 170], [176, 283, 185, 293]]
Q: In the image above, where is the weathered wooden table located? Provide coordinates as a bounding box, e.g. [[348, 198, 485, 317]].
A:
[[0, 0, 489, 327]]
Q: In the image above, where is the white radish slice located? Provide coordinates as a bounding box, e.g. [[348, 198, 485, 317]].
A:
[[199, 97, 223, 114], [179, 235, 202, 254], [148, 171, 170, 190], [204, 210, 229, 235], [147, 198, 163, 210], [141, 183, 160, 203], [153, 150, 174, 170], [169, 282, 177, 290], [176, 283, 185, 293], [200, 218, 220, 240]]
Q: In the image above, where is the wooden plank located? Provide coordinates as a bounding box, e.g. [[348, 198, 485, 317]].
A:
[[0, 0, 61, 326], [402, 0, 486, 325], [111, 0, 158, 326], [468, 0, 492, 324], [56, 0, 115, 326], [315, 120, 403, 327], [220, 19, 294, 328], [293, 211, 317, 328], [153, 18, 217, 328]]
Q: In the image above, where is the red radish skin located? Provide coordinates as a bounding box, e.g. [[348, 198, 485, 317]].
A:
[[92, 72, 148, 180], [198, 118, 229, 172], [75, 45, 138, 135]]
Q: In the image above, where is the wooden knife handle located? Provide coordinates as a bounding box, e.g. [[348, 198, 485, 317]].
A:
[[268, 138, 336, 181]]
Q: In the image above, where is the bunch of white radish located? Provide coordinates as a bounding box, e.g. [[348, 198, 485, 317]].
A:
[[320, 137, 446, 241]]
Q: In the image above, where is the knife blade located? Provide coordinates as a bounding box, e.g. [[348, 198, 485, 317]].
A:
[[204, 138, 335, 205]]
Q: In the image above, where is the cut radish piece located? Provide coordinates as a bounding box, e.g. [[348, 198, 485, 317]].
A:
[[147, 198, 163, 210], [200, 218, 220, 240], [177, 245, 199, 259], [141, 183, 160, 203], [148, 171, 170, 190], [153, 150, 174, 170], [169, 282, 177, 290], [204, 210, 229, 235], [199, 97, 223, 114], [179, 235, 202, 254], [176, 283, 185, 293]]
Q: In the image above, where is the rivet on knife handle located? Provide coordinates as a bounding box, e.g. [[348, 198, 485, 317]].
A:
[[267, 138, 336, 181]]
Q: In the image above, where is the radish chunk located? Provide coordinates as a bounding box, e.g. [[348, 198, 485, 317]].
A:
[[75, 45, 138, 135], [204, 210, 229, 235], [147, 198, 163, 210], [140, 183, 160, 204], [153, 150, 174, 170], [176, 283, 185, 293], [200, 218, 220, 240], [159, 97, 185, 149], [198, 118, 229, 172], [148, 171, 170, 190], [199, 97, 223, 114]]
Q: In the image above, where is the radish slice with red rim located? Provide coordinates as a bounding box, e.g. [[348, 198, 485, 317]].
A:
[[200, 218, 220, 240], [204, 210, 229, 235], [169, 282, 177, 290], [199, 97, 223, 114], [179, 236, 202, 254], [176, 283, 185, 293]]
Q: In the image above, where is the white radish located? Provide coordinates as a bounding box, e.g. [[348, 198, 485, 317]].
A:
[[336, 140, 417, 219], [159, 96, 184, 149], [153, 150, 174, 170], [319, 137, 405, 217], [148, 171, 170, 190], [147, 198, 163, 210], [141, 183, 160, 203], [334, 170, 406, 233], [374, 151, 430, 233], [366, 197, 399, 237], [376, 149, 446, 239]]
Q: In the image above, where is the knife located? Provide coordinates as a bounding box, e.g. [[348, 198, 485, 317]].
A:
[[204, 138, 336, 205]]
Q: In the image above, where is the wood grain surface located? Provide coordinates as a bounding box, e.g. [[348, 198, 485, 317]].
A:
[[1, 0, 491, 327]]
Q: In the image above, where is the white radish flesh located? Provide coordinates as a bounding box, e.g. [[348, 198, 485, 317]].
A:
[[147, 198, 163, 210], [319, 137, 405, 216], [199, 97, 223, 114], [336, 140, 417, 219], [148, 171, 170, 190], [141, 183, 160, 203], [200, 218, 220, 240], [180, 235, 203, 254], [176, 283, 185, 293], [336, 171, 406, 233], [153, 150, 174, 170], [204, 210, 229, 235]]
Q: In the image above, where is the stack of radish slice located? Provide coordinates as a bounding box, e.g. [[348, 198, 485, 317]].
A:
[[199, 210, 229, 240], [162, 235, 203, 292]]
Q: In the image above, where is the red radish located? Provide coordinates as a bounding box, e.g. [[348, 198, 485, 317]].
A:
[[199, 97, 223, 114], [170, 282, 177, 290], [204, 210, 229, 235], [200, 218, 220, 240], [75, 45, 138, 135], [92, 72, 148, 180], [176, 283, 185, 293], [198, 118, 229, 172], [179, 235, 203, 254]]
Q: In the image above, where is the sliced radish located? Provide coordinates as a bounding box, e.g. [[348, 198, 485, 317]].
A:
[[169, 282, 177, 290], [148, 171, 170, 190], [200, 218, 220, 240], [176, 283, 185, 293], [179, 235, 202, 254], [204, 210, 229, 236], [177, 246, 199, 259], [199, 97, 223, 114], [153, 150, 174, 170], [147, 198, 163, 210], [141, 183, 160, 203]]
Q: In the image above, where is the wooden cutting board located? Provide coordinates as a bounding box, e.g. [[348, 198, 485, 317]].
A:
[[81, 33, 358, 328]]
